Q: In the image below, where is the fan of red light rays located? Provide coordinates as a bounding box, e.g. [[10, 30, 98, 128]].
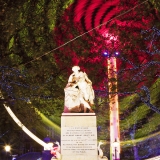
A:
[[73, 0, 121, 33], [53, 0, 158, 90], [72, 0, 150, 35], [71, 0, 154, 66]]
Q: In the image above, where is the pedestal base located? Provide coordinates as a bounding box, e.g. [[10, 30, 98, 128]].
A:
[[61, 113, 98, 160], [61, 155, 99, 160]]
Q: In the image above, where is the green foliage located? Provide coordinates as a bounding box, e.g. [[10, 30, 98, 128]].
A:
[[120, 78, 160, 140], [149, 0, 160, 10], [0, 0, 73, 151]]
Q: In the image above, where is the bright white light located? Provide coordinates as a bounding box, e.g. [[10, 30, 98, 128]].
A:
[[3, 104, 47, 148], [104, 52, 108, 56], [102, 32, 118, 41], [5, 145, 11, 152], [0, 91, 48, 151], [44, 142, 53, 150], [112, 140, 119, 148], [115, 52, 119, 55]]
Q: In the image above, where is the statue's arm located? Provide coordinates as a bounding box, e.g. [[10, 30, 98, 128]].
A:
[[84, 72, 92, 84], [68, 74, 74, 83], [66, 74, 77, 88]]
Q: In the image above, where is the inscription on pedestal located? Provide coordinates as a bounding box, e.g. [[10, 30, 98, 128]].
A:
[[61, 114, 98, 159], [61, 126, 97, 155]]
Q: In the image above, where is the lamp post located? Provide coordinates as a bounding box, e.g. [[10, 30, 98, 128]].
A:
[[5, 145, 11, 160], [107, 55, 120, 160]]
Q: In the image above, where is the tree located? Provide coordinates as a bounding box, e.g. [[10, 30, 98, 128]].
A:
[[0, 0, 160, 159], [0, 0, 72, 156]]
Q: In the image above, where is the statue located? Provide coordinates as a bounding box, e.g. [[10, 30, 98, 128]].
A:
[[64, 66, 95, 113], [97, 141, 109, 160]]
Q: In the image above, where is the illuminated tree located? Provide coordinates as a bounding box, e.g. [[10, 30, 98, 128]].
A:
[[0, 0, 160, 159]]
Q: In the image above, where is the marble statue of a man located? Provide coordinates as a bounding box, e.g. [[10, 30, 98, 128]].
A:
[[64, 66, 95, 113]]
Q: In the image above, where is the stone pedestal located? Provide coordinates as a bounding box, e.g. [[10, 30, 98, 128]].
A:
[[61, 113, 98, 160]]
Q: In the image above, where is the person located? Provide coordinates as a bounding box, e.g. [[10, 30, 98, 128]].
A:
[[64, 66, 95, 113]]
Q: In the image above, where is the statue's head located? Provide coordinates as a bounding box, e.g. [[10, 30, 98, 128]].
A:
[[72, 66, 80, 72]]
